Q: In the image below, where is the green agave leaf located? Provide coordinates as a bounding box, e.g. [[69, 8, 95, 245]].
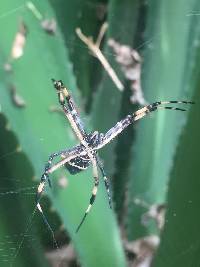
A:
[[0, 1, 126, 266], [152, 8, 200, 266], [152, 90, 200, 266], [0, 114, 49, 267], [127, 0, 197, 239]]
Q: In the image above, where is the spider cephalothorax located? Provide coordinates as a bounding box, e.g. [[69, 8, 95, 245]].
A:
[[36, 79, 194, 234], [65, 131, 104, 174]]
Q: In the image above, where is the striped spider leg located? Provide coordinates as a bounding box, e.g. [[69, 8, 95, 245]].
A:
[[36, 145, 85, 234], [37, 79, 194, 234], [98, 100, 194, 148]]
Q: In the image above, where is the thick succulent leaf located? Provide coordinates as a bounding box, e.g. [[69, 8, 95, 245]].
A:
[[0, 115, 49, 267], [153, 47, 200, 267], [127, 0, 197, 239], [0, 1, 126, 266]]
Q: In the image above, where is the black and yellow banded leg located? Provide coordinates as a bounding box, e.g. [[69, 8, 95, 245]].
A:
[[51, 79, 87, 140], [76, 179, 99, 233], [36, 171, 58, 248], [36, 148, 73, 241], [36, 150, 68, 204], [102, 100, 194, 146], [134, 100, 194, 121], [36, 179, 59, 249], [76, 158, 99, 233], [97, 159, 112, 209]]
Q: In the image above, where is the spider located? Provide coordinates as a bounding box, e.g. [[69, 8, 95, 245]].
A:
[[36, 79, 194, 233]]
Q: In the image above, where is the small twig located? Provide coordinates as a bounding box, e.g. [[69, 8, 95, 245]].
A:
[[76, 25, 124, 91], [95, 22, 108, 47]]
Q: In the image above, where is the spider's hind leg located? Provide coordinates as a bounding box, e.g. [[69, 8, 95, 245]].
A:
[[36, 148, 74, 230], [35, 149, 70, 248], [76, 156, 100, 233], [97, 158, 112, 209]]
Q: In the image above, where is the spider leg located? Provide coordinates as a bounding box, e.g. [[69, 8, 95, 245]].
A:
[[97, 158, 112, 209], [44, 152, 63, 188], [35, 150, 71, 249], [76, 156, 99, 233], [36, 147, 81, 236], [36, 150, 67, 205], [48, 147, 88, 174], [52, 79, 87, 142], [99, 100, 194, 148], [36, 189, 58, 248]]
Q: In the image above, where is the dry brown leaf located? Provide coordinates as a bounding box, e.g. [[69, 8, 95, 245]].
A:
[[108, 39, 147, 105]]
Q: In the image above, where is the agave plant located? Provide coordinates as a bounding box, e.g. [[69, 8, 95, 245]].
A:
[[0, 0, 199, 267]]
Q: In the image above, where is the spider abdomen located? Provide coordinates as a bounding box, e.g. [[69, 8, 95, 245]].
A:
[[65, 155, 91, 174]]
